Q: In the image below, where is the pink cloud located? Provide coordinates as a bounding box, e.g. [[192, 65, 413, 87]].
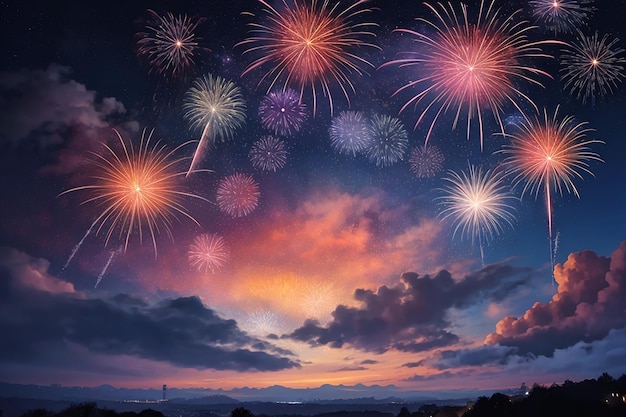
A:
[[0, 247, 75, 294], [485, 241, 626, 356]]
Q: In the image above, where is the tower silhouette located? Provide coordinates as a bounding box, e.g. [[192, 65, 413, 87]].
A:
[[162, 384, 167, 401]]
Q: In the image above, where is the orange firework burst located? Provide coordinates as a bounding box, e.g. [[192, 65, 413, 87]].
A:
[[383, 0, 557, 149], [60, 129, 206, 257], [238, 0, 379, 115], [499, 106, 602, 271]]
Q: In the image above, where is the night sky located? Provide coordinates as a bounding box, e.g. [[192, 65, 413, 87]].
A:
[[1, 0, 626, 398]]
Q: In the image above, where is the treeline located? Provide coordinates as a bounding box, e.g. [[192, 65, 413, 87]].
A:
[[18, 402, 165, 417], [461, 372, 626, 417]]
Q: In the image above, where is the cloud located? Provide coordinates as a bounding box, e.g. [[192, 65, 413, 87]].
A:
[[0, 247, 75, 294], [0, 64, 136, 176], [0, 247, 299, 372], [285, 263, 530, 353], [485, 241, 626, 356], [0, 64, 125, 146], [432, 345, 521, 369]]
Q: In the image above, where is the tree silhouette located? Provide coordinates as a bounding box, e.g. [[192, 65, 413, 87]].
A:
[[230, 407, 255, 417]]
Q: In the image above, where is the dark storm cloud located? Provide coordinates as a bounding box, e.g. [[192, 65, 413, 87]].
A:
[[0, 65, 125, 146], [403, 369, 474, 382], [402, 361, 425, 368], [0, 65, 135, 176], [285, 263, 530, 353], [485, 241, 626, 357], [0, 247, 299, 372], [432, 345, 520, 369]]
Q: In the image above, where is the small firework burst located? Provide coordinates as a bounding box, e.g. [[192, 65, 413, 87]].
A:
[[244, 310, 281, 336], [136, 9, 205, 77], [258, 89, 308, 136], [364, 114, 408, 167], [216, 173, 260, 218], [249, 135, 288, 172], [188, 233, 229, 274], [529, 0, 595, 34], [328, 111, 371, 156], [560, 30, 626, 104], [409, 144, 445, 178]]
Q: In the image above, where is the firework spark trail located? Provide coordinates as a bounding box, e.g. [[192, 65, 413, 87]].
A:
[[550, 230, 561, 283], [382, 0, 558, 149], [95, 247, 121, 288], [59, 129, 207, 258], [62, 218, 98, 271], [499, 106, 603, 277], [238, 0, 379, 115], [183, 74, 246, 176]]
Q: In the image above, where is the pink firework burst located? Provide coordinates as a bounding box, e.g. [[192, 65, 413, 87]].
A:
[[188, 233, 229, 274], [136, 9, 206, 77], [383, 0, 556, 149], [499, 106, 602, 272], [258, 89, 308, 136], [216, 173, 261, 218], [238, 0, 379, 115]]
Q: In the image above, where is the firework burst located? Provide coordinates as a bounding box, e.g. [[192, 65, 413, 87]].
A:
[[258, 89, 308, 136], [136, 9, 206, 77], [438, 164, 517, 264], [499, 106, 603, 271], [188, 233, 230, 274], [249, 135, 288, 172], [183, 74, 247, 176], [364, 114, 408, 167], [529, 0, 595, 34], [560, 30, 626, 105], [383, 0, 556, 149], [329, 110, 371, 156], [409, 144, 445, 179], [217, 173, 261, 218], [59, 129, 206, 257], [238, 0, 379, 115]]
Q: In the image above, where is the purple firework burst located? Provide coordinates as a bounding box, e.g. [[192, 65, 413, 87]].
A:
[[329, 111, 371, 156], [258, 89, 308, 137]]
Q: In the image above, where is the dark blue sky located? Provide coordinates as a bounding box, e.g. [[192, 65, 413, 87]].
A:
[[1, 0, 625, 398]]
